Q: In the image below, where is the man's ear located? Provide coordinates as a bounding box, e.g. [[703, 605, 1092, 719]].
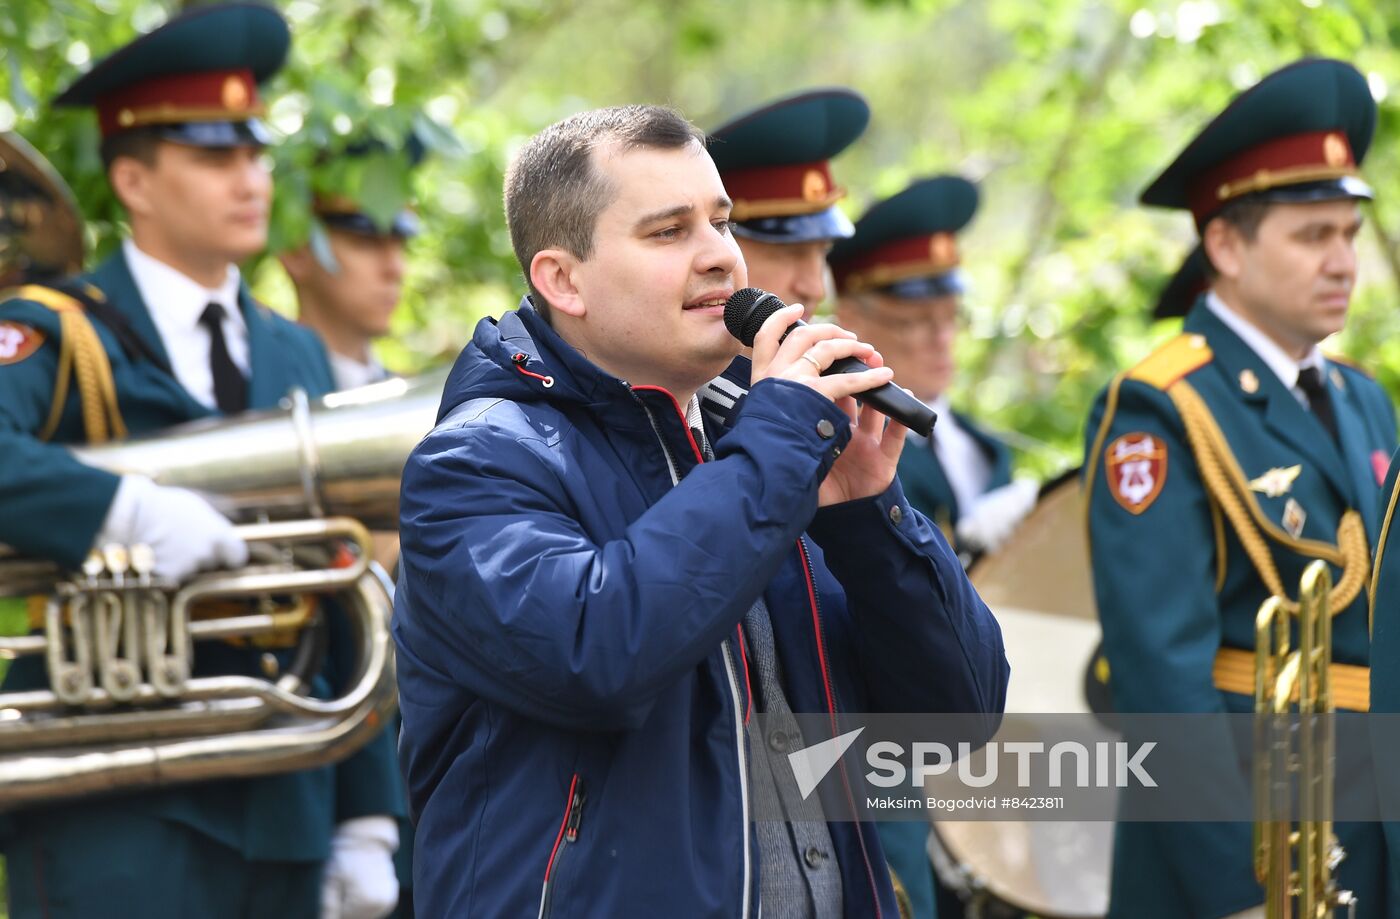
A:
[[279, 246, 314, 283], [1202, 217, 1244, 282], [531, 248, 585, 318], [108, 157, 154, 218]]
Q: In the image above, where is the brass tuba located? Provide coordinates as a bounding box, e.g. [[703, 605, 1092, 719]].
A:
[[0, 371, 446, 808], [0, 131, 84, 288]]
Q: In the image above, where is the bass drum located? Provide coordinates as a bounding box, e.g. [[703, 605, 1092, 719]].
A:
[[928, 472, 1115, 919]]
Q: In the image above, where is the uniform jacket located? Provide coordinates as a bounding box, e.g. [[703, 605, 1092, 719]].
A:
[[1083, 298, 1396, 918], [0, 249, 404, 862], [898, 413, 1012, 530], [1368, 452, 1400, 887], [393, 300, 1009, 918]]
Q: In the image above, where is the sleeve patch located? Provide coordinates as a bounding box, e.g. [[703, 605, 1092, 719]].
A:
[[0, 322, 44, 365], [1105, 432, 1167, 514]]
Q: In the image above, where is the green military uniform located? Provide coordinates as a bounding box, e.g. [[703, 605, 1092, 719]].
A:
[[0, 6, 403, 918], [1369, 454, 1400, 892], [895, 414, 1012, 532], [1083, 58, 1395, 918]]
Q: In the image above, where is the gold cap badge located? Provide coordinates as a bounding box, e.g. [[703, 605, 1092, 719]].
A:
[[1323, 132, 1348, 168], [222, 75, 250, 111]]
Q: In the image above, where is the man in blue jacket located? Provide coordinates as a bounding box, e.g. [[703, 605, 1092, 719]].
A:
[[394, 104, 1009, 917]]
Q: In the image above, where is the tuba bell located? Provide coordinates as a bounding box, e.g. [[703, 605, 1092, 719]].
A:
[[0, 371, 446, 808], [0, 131, 85, 289]]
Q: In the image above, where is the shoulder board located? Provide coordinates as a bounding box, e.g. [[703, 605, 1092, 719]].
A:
[[1323, 351, 1374, 380], [1127, 333, 1213, 390], [0, 283, 105, 315]]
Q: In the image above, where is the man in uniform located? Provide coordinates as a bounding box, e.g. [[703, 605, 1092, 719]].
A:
[[830, 175, 1036, 559], [0, 6, 403, 918], [707, 87, 867, 317], [698, 88, 868, 432], [281, 138, 423, 391], [1083, 58, 1395, 919]]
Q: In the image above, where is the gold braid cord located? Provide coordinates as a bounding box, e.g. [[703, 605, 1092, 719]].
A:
[[1167, 380, 1368, 616], [3, 285, 127, 444]]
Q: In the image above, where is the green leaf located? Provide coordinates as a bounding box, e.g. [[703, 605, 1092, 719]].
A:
[[355, 152, 412, 231]]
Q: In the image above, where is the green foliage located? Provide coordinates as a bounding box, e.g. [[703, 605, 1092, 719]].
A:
[[1, 0, 1398, 477]]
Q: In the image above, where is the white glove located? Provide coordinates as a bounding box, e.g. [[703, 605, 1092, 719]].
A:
[[321, 815, 401, 919], [96, 476, 247, 581], [954, 478, 1038, 553], [1221, 908, 1265, 919]]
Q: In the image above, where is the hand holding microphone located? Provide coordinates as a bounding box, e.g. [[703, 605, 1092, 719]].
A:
[[724, 288, 938, 436]]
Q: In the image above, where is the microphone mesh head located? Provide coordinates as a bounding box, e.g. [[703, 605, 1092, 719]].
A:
[[723, 287, 784, 347]]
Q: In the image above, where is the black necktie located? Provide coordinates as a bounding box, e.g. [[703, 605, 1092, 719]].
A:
[[1296, 366, 1336, 440], [199, 302, 247, 414]]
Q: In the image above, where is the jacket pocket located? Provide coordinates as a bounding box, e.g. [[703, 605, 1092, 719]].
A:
[[537, 773, 586, 919]]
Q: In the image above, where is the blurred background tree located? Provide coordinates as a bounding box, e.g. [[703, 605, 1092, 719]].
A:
[[3, 0, 1398, 479]]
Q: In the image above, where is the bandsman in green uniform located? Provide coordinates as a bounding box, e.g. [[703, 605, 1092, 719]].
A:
[[1083, 58, 1395, 919], [0, 6, 403, 918], [708, 87, 868, 318], [698, 88, 868, 432], [827, 175, 1036, 919], [280, 137, 424, 392], [830, 175, 1035, 557]]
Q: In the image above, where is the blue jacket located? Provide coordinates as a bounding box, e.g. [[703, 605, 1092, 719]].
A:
[[394, 301, 1009, 918]]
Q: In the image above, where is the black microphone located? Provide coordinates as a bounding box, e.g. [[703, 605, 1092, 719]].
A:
[[723, 287, 937, 437]]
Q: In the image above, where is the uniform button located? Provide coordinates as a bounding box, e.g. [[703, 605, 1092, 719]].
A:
[[816, 419, 836, 439], [804, 846, 826, 868], [768, 731, 788, 753], [260, 653, 280, 679], [889, 505, 903, 526]]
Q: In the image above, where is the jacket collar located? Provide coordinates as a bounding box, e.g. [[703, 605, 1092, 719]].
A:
[[88, 247, 299, 413]]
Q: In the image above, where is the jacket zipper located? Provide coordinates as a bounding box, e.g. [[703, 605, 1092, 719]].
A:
[[632, 385, 754, 917], [797, 535, 884, 919], [537, 774, 586, 919], [722, 639, 754, 918]]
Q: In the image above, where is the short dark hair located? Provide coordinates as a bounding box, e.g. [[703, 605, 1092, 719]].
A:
[[504, 105, 705, 317], [99, 127, 164, 172], [1201, 197, 1272, 279]]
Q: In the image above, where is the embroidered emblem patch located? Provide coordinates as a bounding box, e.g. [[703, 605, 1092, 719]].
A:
[[1283, 498, 1307, 539], [1105, 432, 1167, 514], [1373, 450, 1391, 487], [0, 322, 44, 365], [1248, 465, 1302, 498]]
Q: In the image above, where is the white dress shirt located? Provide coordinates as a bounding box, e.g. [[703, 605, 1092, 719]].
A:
[[926, 394, 991, 512], [1204, 291, 1326, 408], [329, 350, 391, 391], [122, 239, 249, 411]]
